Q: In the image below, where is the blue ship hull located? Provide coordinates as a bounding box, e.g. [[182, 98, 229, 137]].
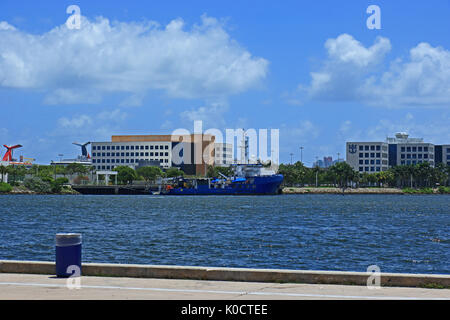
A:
[[164, 174, 284, 195]]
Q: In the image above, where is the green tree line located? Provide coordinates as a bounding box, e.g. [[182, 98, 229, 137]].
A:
[[278, 161, 450, 189]]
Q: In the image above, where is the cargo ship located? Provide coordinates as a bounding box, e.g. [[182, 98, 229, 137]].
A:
[[159, 163, 283, 195]]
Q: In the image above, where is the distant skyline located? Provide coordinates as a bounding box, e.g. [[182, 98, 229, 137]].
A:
[[1, 0, 449, 166]]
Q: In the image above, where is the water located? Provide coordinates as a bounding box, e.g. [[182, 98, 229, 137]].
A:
[[0, 194, 448, 274]]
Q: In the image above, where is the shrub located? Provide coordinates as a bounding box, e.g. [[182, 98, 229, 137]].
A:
[[438, 186, 450, 194], [23, 177, 52, 193], [0, 182, 12, 193]]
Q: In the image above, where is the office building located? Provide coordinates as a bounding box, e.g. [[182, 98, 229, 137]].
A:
[[214, 143, 233, 166], [346, 141, 389, 173], [346, 132, 448, 173], [91, 134, 215, 176]]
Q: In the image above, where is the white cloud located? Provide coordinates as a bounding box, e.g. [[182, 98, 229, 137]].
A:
[[180, 101, 228, 128], [282, 120, 320, 142], [301, 34, 450, 107], [58, 115, 93, 129], [0, 15, 268, 105]]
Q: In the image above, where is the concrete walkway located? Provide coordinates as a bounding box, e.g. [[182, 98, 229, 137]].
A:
[[0, 273, 449, 300]]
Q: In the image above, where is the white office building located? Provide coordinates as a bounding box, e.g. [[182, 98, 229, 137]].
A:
[[214, 143, 233, 166], [346, 142, 389, 173], [91, 141, 171, 171]]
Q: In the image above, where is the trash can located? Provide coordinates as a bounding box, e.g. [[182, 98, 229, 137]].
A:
[[55, 233, 82, 278]]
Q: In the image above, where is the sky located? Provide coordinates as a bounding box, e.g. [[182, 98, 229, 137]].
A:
[[1, 0, 449, 166]]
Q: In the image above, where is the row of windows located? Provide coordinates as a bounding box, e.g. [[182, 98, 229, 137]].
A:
[[92, 145, 169, 151], [95, 163, 169, 171], [400, 160, 433, 165], [358, 153, 387, 158], [94, 158, 169, 164], [400, 153, 432, 159], [358, 145, 383, 151], [359, 159, 386, 165], [400, 146, 431, 152], [93, 152, 169, 157], [358, 166, 383, 172]]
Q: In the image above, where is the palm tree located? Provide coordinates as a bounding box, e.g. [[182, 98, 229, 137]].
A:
[[0, 165, 7, 182]]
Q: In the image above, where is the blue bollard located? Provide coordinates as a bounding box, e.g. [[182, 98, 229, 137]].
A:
[[55, 233, 82, 278]]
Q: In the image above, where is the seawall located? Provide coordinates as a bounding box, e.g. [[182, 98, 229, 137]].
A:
[[1, 260, 449, 288]]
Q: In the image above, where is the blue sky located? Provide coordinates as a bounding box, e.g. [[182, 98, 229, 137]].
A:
[[1, 0, 449, 165]]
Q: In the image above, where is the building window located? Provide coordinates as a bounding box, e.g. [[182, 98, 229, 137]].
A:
[[145, 152, 149, 156], [365, 153, 369, 157], [150, 146, 154, 150], [365, 146, 369, 151], [376, 153, 380, 157], [121, 146, 125, 150], [370, 153, 375, 157], [401, 154, 405, 159], [418, 147, 422, 152], [365, 167, 369, 172], [359, 160, 363, 164], [165, 145, 169, 150], [92, 146, 97, 150], [359, 146, 363, 151], [424, 154, 428, 159], [359, 153, 363, 157], [376, 146, 381, 151], [359, 167, 363, 171], [126, 146, 130, 150], [424, 147, 428, 152], [376, 167, 380, 172], [412, 147, 417, 152], [145, 145, 149, 150], [370, 146, 375, 151]]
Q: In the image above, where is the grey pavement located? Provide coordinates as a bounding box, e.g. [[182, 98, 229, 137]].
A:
[[0, 273, 449, 300]]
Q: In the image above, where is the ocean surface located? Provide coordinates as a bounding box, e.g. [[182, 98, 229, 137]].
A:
[[0, 194, 448, 274]]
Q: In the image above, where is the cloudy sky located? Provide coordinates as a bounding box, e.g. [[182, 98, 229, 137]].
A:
[[1, 0, 449, 165]]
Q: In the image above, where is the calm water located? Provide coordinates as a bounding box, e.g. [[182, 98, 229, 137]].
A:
[[0, 194, 449, 274]]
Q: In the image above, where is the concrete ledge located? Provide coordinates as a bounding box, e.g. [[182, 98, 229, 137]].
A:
[[1, 260, 449, 288]]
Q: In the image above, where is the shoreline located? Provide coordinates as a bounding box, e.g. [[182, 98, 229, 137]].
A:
[[2, 186, 449, 195], [281, 187, 449, 195]]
